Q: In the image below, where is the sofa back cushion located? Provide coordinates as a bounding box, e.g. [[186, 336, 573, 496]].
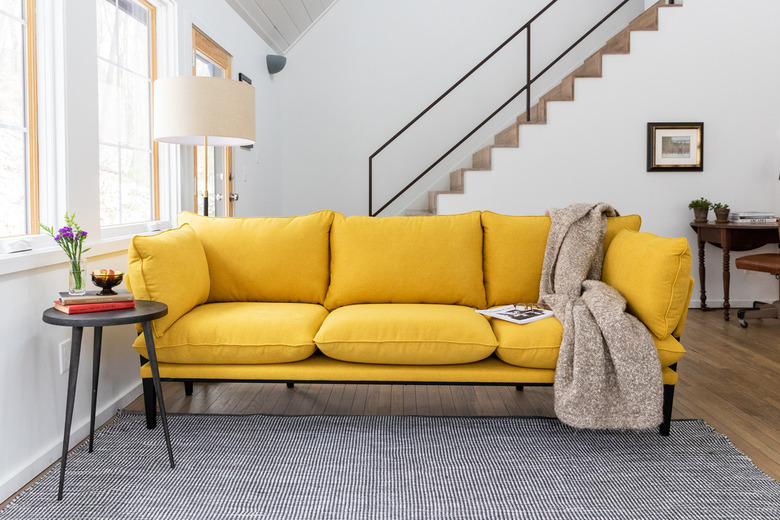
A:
[[127, 224, 210, 337], [178, 211, 334, 304], [481, 212, 642, 307], [324, 212, 486, 309], [602, 229, 692, 339]]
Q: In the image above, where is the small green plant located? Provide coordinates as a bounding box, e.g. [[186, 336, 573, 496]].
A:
[[711, 202, 729, 210], [688, 197, 711, 209]]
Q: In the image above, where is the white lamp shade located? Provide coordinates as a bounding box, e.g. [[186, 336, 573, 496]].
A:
[[153, 76, 256, 146]]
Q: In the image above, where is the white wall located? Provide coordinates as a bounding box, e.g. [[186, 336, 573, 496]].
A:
[[0, 0, 276, 502], [0, 252, 141, 502], [437, 0, 780, 308], [278, 0, 644, 216]]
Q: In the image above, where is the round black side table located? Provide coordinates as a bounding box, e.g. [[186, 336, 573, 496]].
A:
[[42, 300, 172, 500]]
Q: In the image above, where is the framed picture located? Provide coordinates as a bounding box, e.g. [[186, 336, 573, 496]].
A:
[[647, 122, 703, 171]]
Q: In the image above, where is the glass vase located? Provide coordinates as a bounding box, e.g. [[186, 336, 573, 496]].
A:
[[68, 260, 87, 295]]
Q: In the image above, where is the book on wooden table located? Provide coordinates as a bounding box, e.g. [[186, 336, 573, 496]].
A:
[[729, 211, 775, 220], [729, 218, 777, 224], [476, 304, 554, 325], [58, 290, 134, 306], [53, 300, 136, 314]]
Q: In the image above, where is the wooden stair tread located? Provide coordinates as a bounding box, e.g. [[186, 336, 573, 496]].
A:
[[472, 146, 493, 169], [449, 169, 466, 192], [494, 124, 519, 147], [517, 103, 546, 124], [541, 78, 574, 103], [572, 52, 603, 78], [603, 27, 630, 54], [629, 4, 660, 31]]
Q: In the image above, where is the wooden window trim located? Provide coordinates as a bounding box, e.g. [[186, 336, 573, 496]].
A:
[[26, 0, 39, 234]]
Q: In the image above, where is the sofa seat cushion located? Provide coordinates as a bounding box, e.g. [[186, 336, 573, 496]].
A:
[[178, 210, 334, 304], [492, 316, 685, 369], [481, 212, 642, 307], [133, 302, 328, 364], [314, 304, 498, 365], [324, 212, 486, 309]]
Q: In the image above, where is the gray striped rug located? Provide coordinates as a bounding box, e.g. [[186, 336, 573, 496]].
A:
[[2, 412, 778, 519]]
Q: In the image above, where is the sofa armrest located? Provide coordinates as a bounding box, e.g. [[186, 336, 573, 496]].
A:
[[672, 276, 695, 339], [127, 224, 210, 338], [602, 230, 693, 339]]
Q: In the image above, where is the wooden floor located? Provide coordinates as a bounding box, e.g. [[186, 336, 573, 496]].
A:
[[125, 309, 780, 481]]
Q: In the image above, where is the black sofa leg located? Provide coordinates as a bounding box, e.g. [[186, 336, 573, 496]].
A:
[[184, 381, 193, 396], [515, 385, 524, 391], [659, 363, 678, 437], [140, 355, 157, 429], [659, 384, 675, 436], [286, 382, 295, 389]]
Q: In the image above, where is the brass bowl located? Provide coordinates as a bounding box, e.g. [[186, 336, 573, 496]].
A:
[[91, 271, 124, 296]]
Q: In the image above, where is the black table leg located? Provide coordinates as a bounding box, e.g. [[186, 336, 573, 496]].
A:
[[58, 326, 83, 501], [89, 327, 102, 452], [141, 321, 175, 469]]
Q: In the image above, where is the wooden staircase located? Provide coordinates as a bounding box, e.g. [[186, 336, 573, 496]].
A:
[[406, 1, 681, 217]]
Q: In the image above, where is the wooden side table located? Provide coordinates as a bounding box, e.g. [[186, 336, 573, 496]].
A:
[[689, 221, 780, 320], [42, 300, 172, 500]]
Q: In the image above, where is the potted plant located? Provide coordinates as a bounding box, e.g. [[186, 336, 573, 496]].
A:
[[688, 197, 711, 223], [712, 202, 730, 223]]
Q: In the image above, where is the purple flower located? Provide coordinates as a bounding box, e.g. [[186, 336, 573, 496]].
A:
[[79, 230, 87, 239], [58, 226, 72, 234], [63, 232, 74, 240], [54, 235, 62, 241]]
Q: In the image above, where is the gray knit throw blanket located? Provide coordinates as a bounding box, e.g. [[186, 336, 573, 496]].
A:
[[540, 203, 663, 429]]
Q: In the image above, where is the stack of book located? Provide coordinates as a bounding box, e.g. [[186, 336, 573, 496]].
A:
[[728, 212, 777, 224], [54, 290, 135, 314]]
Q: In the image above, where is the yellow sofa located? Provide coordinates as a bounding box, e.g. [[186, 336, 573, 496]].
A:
[[127, 210, 693, 435]]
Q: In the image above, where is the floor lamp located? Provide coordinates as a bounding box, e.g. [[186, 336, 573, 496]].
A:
[[153, 76, 255, 216]]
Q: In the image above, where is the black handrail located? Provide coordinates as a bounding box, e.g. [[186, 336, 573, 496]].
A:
[[369, 0, 643, 216]]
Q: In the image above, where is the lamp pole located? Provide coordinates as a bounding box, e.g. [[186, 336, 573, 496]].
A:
[[203, 136, 209, 216]]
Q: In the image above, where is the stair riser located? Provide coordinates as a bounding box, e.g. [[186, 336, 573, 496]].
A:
[[472, 147, 493, 169], [495, 125, 519, 147]]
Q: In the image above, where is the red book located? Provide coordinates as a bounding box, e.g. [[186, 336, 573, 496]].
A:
[[53, 300, 136, 314]]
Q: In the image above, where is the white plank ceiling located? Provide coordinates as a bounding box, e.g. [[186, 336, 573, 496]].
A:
[[225, 0, 337, 55]]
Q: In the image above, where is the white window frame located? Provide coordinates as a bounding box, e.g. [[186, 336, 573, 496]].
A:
[[0, 0, 179, 276], [0, 0, 40, 240]]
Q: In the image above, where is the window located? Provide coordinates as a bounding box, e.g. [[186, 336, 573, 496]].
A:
[[192, 26, 234, 217], [0, 0, 38, 237], [96, 0, 157, 227]]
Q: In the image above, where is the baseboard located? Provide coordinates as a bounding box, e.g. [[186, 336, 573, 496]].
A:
[[0, 382, 143, 503]]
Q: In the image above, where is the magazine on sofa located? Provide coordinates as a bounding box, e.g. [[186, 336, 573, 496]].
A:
[[476, 304, 554, 325]]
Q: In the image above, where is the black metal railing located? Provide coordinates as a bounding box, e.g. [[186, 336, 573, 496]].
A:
[[368, 0, 656, 216]]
